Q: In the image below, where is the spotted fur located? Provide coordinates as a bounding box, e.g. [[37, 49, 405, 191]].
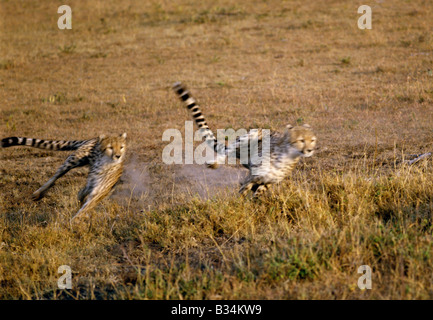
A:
[[1, 133, 127, 219], [173, 82, 317, 197]]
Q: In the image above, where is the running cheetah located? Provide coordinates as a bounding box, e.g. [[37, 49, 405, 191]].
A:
[[1, 133, 127, 219], [173, 82, 317, 197]]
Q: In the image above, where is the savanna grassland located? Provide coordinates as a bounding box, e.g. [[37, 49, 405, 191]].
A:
[[0, 0, 433, 299]]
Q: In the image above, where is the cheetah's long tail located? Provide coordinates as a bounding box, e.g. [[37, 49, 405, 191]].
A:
[[172, 82, 226, 156], [1, 137, 91, 151]]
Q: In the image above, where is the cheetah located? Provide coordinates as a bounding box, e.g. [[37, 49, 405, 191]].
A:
[[1, 133, 127, 219], [172, 82, 317, 197]]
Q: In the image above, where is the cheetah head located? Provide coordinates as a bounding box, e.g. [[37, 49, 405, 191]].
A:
[[286, 124, 317, 157], [99, 133, 127, 162]]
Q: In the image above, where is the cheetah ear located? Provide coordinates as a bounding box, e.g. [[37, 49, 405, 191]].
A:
[[286, 124, 294, 130], [99, 134, 107, 140], [120, 132, 127, 139], [302, 124, 311, 128]]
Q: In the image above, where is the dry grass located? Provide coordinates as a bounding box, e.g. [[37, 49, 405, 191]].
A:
[[0, 0, 433, 299]]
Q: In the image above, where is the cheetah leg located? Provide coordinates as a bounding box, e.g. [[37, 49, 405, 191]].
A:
[[206, 152, 227, 169], [71, 175, 118, 221], [239, 176, 254, 196], [205, 160, 219, 169], [252, 184, 270, 198], [77, 186, 90, 204], [71, 188, 105, 221], [32, 154, 88, 201]]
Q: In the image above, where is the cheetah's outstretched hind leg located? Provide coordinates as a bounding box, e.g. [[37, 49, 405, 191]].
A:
[[32, 153, 88, 201]]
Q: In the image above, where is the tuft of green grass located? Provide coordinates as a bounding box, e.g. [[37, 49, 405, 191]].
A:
[[341, 56, 351, 65], [58, 44, 76, 54], [0, 60, 15, 70]]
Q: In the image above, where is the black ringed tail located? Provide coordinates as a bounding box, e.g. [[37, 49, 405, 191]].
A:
[[172, 82, 220, 153], [1, 137, 89, 151]]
